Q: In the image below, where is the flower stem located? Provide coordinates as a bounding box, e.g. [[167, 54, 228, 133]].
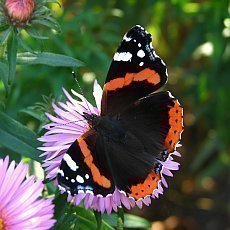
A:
[[94, 210, 102, 230], [117, 207, 124, 230]]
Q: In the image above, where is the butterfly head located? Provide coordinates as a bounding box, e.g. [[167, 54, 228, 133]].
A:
[[82, 112, 100, 128]]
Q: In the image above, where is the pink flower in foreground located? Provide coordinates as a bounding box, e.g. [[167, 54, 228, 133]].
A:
[[0, 156, 56, 229], [5, 0, 34, 23], [38, 81, 181, 214]]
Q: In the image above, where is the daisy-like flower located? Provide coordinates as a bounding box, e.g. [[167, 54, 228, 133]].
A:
[[0, 156, 56, 229], [38, 81, 181, 214]]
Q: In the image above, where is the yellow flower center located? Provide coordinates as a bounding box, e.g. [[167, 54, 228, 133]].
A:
[[0, 217, 5, 230], [0, 218, 3, 230]]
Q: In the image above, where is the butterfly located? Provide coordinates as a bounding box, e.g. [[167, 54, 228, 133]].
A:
[[57, 25, 183, 201]]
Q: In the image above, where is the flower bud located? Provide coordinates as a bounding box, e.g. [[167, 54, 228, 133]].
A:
[[5, 0, 34, 24]]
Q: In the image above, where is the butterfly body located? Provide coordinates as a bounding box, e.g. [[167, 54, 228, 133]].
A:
[[57, 25, 183, 203]]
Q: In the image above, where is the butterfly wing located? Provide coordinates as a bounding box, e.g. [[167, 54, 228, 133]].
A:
[[101, 25, 168, 116], [102, 91, 183, 199], [57, 129, 115, 197], [57, 25, 183, 202], [57, 92, 183, 199]]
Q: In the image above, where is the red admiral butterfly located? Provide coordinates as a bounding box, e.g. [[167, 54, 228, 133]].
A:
[[57, 25, 183, 201]]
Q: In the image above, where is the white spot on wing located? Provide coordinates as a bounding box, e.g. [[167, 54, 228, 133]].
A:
[[63, 153, 79, 171], [139, 62, 144, 66], [58, 169, 64, 177], [113, 52, 132, 62], [123, 34, 132, 42], [85, 174, 89, 179], [76, 175, 84, 184], [71, 179, 75, 183], [138, 43, 141, 47], [137, 49, 145, 58]]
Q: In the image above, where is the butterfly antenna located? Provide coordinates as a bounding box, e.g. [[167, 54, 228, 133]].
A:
[[72, 71, 92, 114], [48, 119, 86, 129]]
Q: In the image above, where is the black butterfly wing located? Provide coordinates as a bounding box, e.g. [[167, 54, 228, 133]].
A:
[[57, 129, 115, 197], [101, 91, 183, 200], [101, 25, 168, 116]]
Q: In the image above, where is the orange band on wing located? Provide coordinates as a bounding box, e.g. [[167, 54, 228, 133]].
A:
[[128, 170, 160, 200], [78, 137, 111, 188], [164, 99, 183, 152], [104, 68, 161, 91], [133, 68, 160, 84]]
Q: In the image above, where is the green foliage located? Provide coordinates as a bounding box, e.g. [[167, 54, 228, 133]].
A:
[[7, 30, 18, 84], [0, 110, 40, 161], [54, 194, 114, 229], [103, 213, 151, 229]]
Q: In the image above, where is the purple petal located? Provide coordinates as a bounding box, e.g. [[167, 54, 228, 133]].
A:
[[161, 176, 168, 188], [120, 192, 131, 210], [105, 195, 113, 214], [136, 199, 143, 209], [98, 196, 105, 213], [74, 193, 86, 206], [142, 196, 151, 206], [162, 168, 173, 177], [93, 80, 103, 112]]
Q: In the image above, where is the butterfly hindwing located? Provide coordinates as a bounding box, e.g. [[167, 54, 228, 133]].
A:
[[101, 25, 168, 115], [120, 91, 183, 154], [100, 91, 183, 199]]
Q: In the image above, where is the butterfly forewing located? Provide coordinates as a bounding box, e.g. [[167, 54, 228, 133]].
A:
[[57, 129, 115, 196], [101, 25, 168, 116]]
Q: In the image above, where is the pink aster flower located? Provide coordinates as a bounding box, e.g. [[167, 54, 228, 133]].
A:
[[38, 81, 181, 214], [0, 156, 56, 229]]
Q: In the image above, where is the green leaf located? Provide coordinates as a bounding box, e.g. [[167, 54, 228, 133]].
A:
[[31, 18, 61, 33], [17, 52, 84, 67], [16, 35, 35, 53], [103, 213, 151, 229], [71, 207, 114, 230], [19, 106, 44, 121], [7, 31, 18, 85], [26, 27, 49, 40], [0, 111, 41, 162], [0, 61, 9, 95], [123, 214, 151, 228], [0, 27, 11, 44], [54, 193, 69, 222], [0, 23, 8, 33]]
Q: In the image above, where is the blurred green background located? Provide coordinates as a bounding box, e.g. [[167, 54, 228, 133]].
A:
[[0, 0, 229, 229]]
